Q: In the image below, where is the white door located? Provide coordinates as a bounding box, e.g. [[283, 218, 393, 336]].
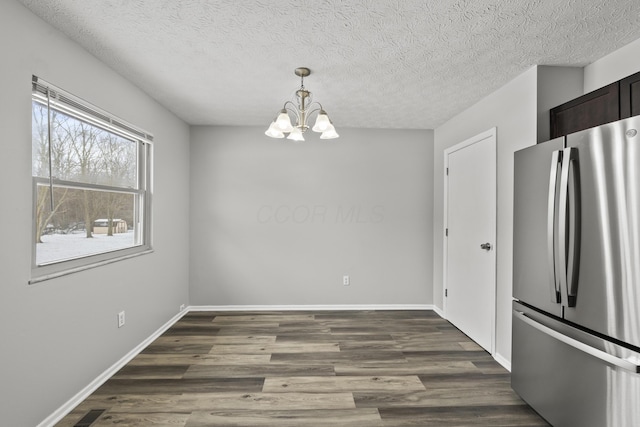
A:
[[444, 128, 496, 353]]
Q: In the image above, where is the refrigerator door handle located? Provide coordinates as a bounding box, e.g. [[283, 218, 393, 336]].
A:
[[547, 150, 561, 303], [514, 310, 640, 373], [566, 149, 581, 305], [558, 147, 579, 307]]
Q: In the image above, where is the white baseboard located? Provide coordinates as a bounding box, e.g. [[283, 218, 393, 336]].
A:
[[493, 352, 511, 372], [37, 308, 189, 427], [189, 304, 436, 311], [431, 305, 445, 318]]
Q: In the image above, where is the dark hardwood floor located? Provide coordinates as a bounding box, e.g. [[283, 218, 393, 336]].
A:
[[56, 310, 549, 426]]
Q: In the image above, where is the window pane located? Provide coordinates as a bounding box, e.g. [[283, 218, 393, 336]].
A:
[[31, 101, 138, 188], [35, 185, 139, 265]]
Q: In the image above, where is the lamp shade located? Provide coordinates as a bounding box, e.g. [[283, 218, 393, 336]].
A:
[[265, 121, 285, 138], [312, 110, 331, 132], [319, 123, 339, 139], [287, 127, 305, 142], [275, 109, 294, 132]]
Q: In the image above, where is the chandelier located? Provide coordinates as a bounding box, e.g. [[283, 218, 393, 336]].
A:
[[265, 67, 339, 141]]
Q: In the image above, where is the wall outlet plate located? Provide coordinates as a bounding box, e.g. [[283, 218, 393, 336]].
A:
[[179, 304, 186, 312], [118, 311, 125, 328], [343, 275, 350, 286]]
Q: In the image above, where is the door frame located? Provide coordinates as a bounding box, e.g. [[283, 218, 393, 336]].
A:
[[443, 127, 497, 355]]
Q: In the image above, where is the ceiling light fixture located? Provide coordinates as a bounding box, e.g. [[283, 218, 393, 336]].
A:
[[265, 67, 339, 141]]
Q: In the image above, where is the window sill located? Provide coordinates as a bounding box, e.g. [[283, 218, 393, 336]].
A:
[[29, 248, 154, 285]]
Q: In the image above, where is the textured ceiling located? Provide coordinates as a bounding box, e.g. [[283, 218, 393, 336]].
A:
[[16, 0, 640, 129]]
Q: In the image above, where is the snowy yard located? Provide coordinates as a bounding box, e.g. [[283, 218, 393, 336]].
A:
[[37, 231, 136, 265]]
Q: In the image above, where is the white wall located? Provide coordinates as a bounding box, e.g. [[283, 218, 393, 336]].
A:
[[584, 37, 640, 93], [433, 67, 538, 365], [190, 126, 433, 306], [0, 2, 190, 426]]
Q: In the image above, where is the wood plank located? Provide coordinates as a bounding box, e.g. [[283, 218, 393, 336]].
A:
[[94, 378, 264, 395], [270, 350, 407, 365], [262, 376, 426, 393], [334, 361, 480, 376], [378, 405, 550, 426], [77, 392, 356, 413], [204, 335, 277, 344], [141, 336, 214, 354], [276, 333, 393, 342], [338, 341, 403, 351], [212, 314, 315, 323], [185, 409, 383, 427], [177, 392, 355, 410], [184, 364, 335, 378], [330, 325, 442, 334], [213, 327, 291, 336], [207, 342, 341, 354], [65, 393, 183, 414], [354, 388, 527, 408], [402, 350, 492, 362], [128, 353, 271, 366], [91, 412, 190, 426], [112, 365, 190, 379], [419, 372, 513, 388]]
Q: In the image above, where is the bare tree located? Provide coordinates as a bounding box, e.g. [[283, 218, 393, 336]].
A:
[[32, 104, 72, 243], [96, 133, 136, 236], [59, 118, 101, 238]]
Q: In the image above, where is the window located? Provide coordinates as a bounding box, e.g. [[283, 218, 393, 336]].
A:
[[31, 76, 152, 282]]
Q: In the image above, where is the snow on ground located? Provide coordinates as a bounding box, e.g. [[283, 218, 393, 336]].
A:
[[37, 231, 136, 265]]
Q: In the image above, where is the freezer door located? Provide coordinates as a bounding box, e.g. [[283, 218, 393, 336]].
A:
[[564, 116, 640, 348], [512, 301, 640, 427], [513, 137, 564, 316]]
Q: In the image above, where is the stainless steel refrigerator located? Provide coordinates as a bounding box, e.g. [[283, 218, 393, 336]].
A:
[[512, 116, 640, 426]]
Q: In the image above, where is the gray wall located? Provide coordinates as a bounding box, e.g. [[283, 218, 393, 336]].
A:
[[584, 37, 640, 93], [190, 126, 434, 306], [0, 2, 190, 426]]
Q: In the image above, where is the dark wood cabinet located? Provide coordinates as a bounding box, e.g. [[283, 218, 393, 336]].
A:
[[549, 82, 619, 139], [620, 71, 640, 119], [548, 70, 640, 141]]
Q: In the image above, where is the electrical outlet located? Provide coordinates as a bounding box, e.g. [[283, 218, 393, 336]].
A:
[[118, 311, 125, 328], [179, 304, 186, 312], [343, 275, 350, 286]]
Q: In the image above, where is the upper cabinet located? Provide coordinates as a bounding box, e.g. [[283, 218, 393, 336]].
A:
[[620, 71, 640, 119], [549, 70, 640, 140]]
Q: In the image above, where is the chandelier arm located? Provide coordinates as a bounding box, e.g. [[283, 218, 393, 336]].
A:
[[282, 101, 301, 123], [304, 101, 324, 118]]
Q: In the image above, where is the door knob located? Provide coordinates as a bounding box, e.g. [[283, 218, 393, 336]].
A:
[[480, 243, 492, 250]]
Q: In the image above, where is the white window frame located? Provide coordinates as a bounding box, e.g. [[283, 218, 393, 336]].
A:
[[30, 76, 153, 284]]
